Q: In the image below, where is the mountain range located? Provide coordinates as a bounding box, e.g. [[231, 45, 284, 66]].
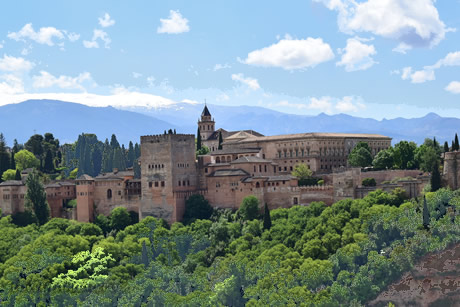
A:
[[0, 99, 458, 146]]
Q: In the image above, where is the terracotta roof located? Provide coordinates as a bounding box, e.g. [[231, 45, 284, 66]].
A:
[[241, 175, 296, 183], [210, 147, 261, 155], [208, 169, 250, 177], [230, 156, 272, 164], [231, 132, 391, 144], [76, 174, 94, 181], [0, 180, 24, 186], [44, 181, 75, 188]]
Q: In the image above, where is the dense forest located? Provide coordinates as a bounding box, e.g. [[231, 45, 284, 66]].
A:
[[0, 188, 458, 306]]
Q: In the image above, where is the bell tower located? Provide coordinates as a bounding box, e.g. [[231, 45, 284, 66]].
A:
[[198, 103, 215, 140]]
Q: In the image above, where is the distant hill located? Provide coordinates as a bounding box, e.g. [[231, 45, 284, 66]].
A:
[[0, 100, 178, 145], [1, 99, 459, 145], [124, 103, 460, 144]]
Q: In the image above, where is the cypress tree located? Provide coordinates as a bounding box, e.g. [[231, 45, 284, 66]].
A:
[[263, 203, 272, 230], [102, 139, 113, 173], [218, 131, 223, 150], [110, 134, 120, 149], [455, 133, 459, 151], [134, 143, 141, 159], [25, 172, 50, 225], [444, 141, 449, 153], [15, 169, 21, 181], [141, 241, 149, 267], [452, 140, 455, 152], [197, 127, 202, 151], [10, 151, 16, 170], [127, 141, 135, 167], [43, 149, 54, 173], [433, 137, 437, 148], [423, 196, 430, 230], [431, 160, 441, 192], [56, 151, 62, 166], [0, 134, 10, 183], [92, 145, 102, 176]]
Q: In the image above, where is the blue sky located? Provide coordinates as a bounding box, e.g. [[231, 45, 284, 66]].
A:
[[0, 0, 459, 119]]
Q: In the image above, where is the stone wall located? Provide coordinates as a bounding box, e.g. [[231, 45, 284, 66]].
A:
[[444, 151, 460, 190]]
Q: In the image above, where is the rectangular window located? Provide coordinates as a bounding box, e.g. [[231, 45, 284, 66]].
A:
[[155, 182, 159, 187], [149, 182, 152, 188], [161, 181, 165, 187]]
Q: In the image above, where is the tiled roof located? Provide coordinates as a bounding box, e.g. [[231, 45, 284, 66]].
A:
[[0, 180, 24, 186], [230, 156, 272, 164], [208, 169, 250, 177], [233, 132, 391, 144], [76, 174, 94, 181], [210, 147, 260, 155]]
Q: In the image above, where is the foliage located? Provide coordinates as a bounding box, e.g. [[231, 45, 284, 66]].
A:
[[431, 160, 441, 192], [239, 195, 260, 221], [291, 163, 313, 181], [25, 172, 50, 225], [183, 194, 214, 224], [15, 149, 40, 171], [348, 142, 373, 168], [362, 177, 376, 187], [393, 141, 418, 169], [196, 145, 210, 156], [263, 203, 272, 230], [372, 148, 394, 170], [1, 169, 17, 181], [110, 207, 131, 231]]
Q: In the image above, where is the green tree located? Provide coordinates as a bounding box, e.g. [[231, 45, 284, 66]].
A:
[[25, 172, 50, 225], [218, 131, 223, 150], [393, 141, 417, 169], [415, 145, 439, 172], [0, 133, 10, 183], [292, 163, 313, 181], [263, 203, 272, 230], [15, 149, 40, 171], [372, 148, 394, 170], [92, 145, 102, 176], [24, 134, 44, 157], [2, 169, 16, 181], [431, 160, 441, 192], [101, 139, 113, 173], [238, 195, 260, 221], [362, 178, 376, 187], [455, 133, 459, 151], [43, 149, 54, 173], [196, 145, 210, 156], [69, 168, 78, 179], [348, 142, 373, 168], [110, 207, 131, 231], [423, 196, 430, 230], [10, 150, 16, 170], [127, 141, 135, 167], [197, 127, 202, 151], [183, 194, 214, 224], [15, 168, 21, 180], [444, 141, 449, 153]]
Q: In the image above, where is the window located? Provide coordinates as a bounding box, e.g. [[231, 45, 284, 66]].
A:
[[149, 182, 152, 188], [118, 190, 121, 196], [161, 181, 165, 187], [107, 189, 112, 199], [293, 197, 298, 205], [155, 182, 159, 187]]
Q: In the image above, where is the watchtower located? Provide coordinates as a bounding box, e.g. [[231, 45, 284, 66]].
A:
[[198, 104, 215, 141], [139, 133, 197, 223]]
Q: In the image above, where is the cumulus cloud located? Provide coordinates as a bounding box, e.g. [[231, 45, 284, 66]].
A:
[[0, 55, 34, 73], [429, 51, 460, 69], [99, 13, 115, 28], [336, 37, 377, 71], [231, 73, 260, 90], [8, 23, 65, 46], [315, 0, 452, 49], [0, 74, 24, 95], [445, 81, 460, 94], [400, 67, 435, 83], [306, 96, 366, 114], [83, 29, 111, 48], [32, 71, 92, 91], [132, 72, 142, 79], [157, 10, 190, 34], [66, 32, 80, 42], [242, 36, 334, 70], [213, 63, 231, 71]]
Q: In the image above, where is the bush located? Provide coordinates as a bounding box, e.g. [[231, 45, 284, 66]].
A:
[[238, 196, 260, 221], [11, 211, 37, 226], [110, 207, 131, 231], [362, 178, 377, 187], [183, 194, 214, 224]]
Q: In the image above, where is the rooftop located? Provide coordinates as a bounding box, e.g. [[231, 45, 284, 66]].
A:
[[210, 147, 261, 155], [230, 156, 272, 164], [208, 169, 250, 177], [0, 180, 24, 186]]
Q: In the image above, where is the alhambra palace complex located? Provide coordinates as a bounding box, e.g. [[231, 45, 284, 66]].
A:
[[2, 105, 460, 223]]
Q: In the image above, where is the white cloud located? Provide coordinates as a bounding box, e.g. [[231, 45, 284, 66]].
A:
[[216, 93, 230, 101], [400, 66, 435, 83], [147, 76, 155, 87], [445, 81, 460, 94], [8, 23, 65, 46], [315, 0, 452, 48], [392, 42, 412, 54], [0, 55, 34, 73], [336, 38, 377, 71], [66, 32, 80, 42], [243, 36, 334, 70], [132, 72, 142, 79], [0, 74, 24, 94], [231, 73, 260, 90], [181, 99, 199, 104], [99, 13, 115, 28], [32, 71, 92, 91], [213, 63, 231, 71], [429, 51, 460, 69], [0, 43, 3, 49], [157, 10, 190, 34], [83, 29, 111, 49], [306, 96, 366, 114]]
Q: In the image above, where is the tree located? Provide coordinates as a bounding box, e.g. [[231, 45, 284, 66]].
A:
[[2, 169, 16, 181], [218, 131, 223, 150], [444, 141, 449, 153], [43, 149, 54, 173], [263, 203, 272, 230], [25, 172, 50, 225], [197, 127, 202, 151], [423, 196, 430, 230], [415, 145, 439, 172], [15, 169, 21, 180], [127, 141, 135, 167], [25, 134, 44, 157], [0, 133, 10, 183], [362, 178, 376, 187], [372, 148, 394, 170], [292, 163, 313, 181], [10, 151, 16, 170], [431, 160, 441, 192], [238, 195, 260, 221], [196, 145, 210, 157], [183, 194, 213, 224], [110, 207, 131, 231], [15, 149, 40, 171], [455, 133, 459, 151], [348, 143, 373, 168], [393, 141, 417, 169]]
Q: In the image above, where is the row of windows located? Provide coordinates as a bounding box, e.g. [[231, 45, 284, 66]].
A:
[[95, 182, 122, 186], [278, 149, 310, 158], [253, 165, 271, 173], [149, 181, 165, 188], [178, 180, 191, 187], [2, 194, 25, 200], [148, 164, 164, 170], [78, 192, 93, 196], [199, 124, 214, 131], [177, 163, 189, 168]]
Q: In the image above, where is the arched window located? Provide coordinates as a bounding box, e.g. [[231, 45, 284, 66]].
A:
[[107, 189, 112, 199]]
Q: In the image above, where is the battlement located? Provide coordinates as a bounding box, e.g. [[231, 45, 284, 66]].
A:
[[141, 133, 195, 144]]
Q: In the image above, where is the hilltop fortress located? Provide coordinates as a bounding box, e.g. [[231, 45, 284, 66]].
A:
[[1, 105, 437, 223]]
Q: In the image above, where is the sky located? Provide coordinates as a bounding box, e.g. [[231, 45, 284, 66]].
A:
[[0, 0, 459, 120]]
